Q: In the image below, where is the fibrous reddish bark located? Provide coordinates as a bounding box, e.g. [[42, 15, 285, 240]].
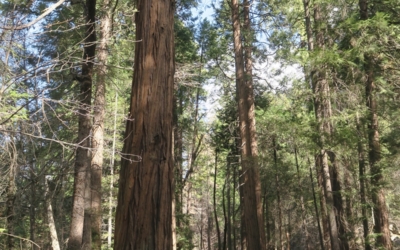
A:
[[113, 0, 175, 248], [230, 0, 266, 249]]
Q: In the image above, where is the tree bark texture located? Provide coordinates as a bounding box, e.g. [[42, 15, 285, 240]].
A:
[[67, 0, 96, 248], [113, 0, 175, 248], [90, 0, 112, 247], [359, 0, 392, 248], [230, 0, 266, 249]]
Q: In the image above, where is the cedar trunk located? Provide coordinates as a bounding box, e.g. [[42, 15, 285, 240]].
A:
[[113, 0, 175, 249], [67, 0, 96, 248], [230, 0, 266, 249]]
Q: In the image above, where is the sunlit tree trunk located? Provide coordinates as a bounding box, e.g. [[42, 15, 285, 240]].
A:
[[113, 0, 175, 248], [45, 177, 61, 250], [67, 0, 96, 248]]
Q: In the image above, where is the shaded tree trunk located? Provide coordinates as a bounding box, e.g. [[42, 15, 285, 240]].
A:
[[356, 113, 372, 250], [327, 152, 349, 250], [213, 152, 222, 250], [108, 93, 118, 248], [6, 139, 16, 250], [305, 3, 340, 249], [273, 137, 283, 250], [230, 0, 266, 249], [309, 161, 325, 250], [67, 0, 96, 248], [90, 0, 112, 248], [113, 0, 175, 248], [295, 148, 311, 250], [359, 0, 392, 249]]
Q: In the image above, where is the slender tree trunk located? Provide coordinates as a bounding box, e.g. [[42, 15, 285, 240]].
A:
[[309, 159, 325, 250], [90, 0, 112, 248], [232, 160, 237, 250], [356, 112, 372, 250], [67, 0, 96, 248], [359, 0, 392, 248], [108, 93, 118, 248], [113, 0, 175, 248], [29, 165, 37, 250], [264, 192, 270, 250], [45, 177, 61, 250], [213, 152, 222, 250], [226, 160, 232, 250], [6, 139, 17, 250], [222, 178, 227, 250], [295, 148, 311, 250], [273, 138, 283, 250], [230, 0, 266, 249], [173, 91, 184, 231], [83, 160, 92, 250]]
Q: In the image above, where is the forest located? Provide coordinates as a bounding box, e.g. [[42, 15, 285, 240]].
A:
[[0, 0, 399, 249]]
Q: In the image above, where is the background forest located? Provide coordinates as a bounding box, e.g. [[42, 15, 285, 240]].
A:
[[0, 0, 399, 249]]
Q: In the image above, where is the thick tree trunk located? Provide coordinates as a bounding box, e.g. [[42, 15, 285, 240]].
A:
[[230, 0, 266, 249], [113, 0, 175, 248], [67, 0, 96, 248], [359, 1, 392, 249], [327, 152, 349, 250]]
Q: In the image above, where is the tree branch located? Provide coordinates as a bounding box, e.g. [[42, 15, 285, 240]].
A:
[[1, 0, 67, 30]]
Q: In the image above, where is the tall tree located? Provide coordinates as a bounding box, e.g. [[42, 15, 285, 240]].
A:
[[90, 0, 113, 247], [113, 0, 175, 248], [359, 0, 392, 248], [229, 0, 266, 249], [302, 1, 341, 249], [67, 0, 97, 248]]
